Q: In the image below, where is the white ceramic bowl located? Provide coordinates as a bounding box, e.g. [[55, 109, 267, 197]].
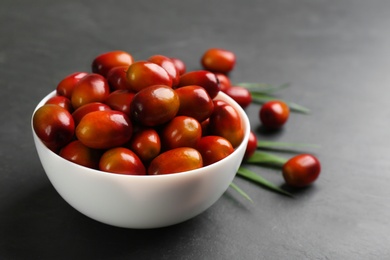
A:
[[31, 90, 250, 229]]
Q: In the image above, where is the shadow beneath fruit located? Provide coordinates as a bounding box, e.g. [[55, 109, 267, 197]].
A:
[[279, 183, 318, 196], [256, 125, 285, 137], [0, 182, 214, 259]]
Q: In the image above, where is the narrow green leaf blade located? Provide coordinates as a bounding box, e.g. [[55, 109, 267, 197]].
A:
[[229, 182, 253, 202], [257, 141, 320, 152], [245, 151, 288, 168], [251, 93, 311, 114], [237, 167, 292, 197], [284, 101, 310, 114]]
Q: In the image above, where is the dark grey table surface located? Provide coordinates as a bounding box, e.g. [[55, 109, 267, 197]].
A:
[[1, 0, 390, 259]]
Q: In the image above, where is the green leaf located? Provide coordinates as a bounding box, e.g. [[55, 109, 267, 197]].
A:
[[229, 182, 253, 203], [237, 167, 292, 197], [236, 82, 290, 94], [251, 93, 310, 114], [245, 151, 288, 168], [257, 141, 320, 152]]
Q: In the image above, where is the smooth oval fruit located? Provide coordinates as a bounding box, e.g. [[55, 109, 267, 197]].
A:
[[208, 100, 244, 148], [76, 110, 132, 149], [177, 70, 220, 99], [259, 100, 290, 129], [201, 48, 236, 74], [128, 128, 161, 162], [225, 86, 252, 109], [126, 61, 172, 92], [170, 57, 186, 75], [99, 147, 146, 175], [59, 140, 102, 169], [33, 104, 75, 151], [148, 54, 180, 87], [45, 95, 73, 112], [148, 147, 203, 175], [104, 89, 135, 117], [106, 66, 132, 91], [244, 131, 257, 159], [200, 118, 211, 136], [71, 73, 110, 109], [196, 136, 234, 166], [215, 73, 231, 93], [175, 85, 214, 122], [282, 154, 321, 188], [56, 72, 88, 99], [92, 50, 133, 77], [72, 102, 111, 125], [161, 116, 202, 150], [131, 85, 179, 126]]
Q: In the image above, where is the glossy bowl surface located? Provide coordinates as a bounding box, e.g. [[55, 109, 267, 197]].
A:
[[32, 90, 250, 228]]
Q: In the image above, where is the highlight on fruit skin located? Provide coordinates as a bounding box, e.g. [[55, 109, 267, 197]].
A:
[[201, 48, 236, 74], [92, 50, 134, 77], [282, 154, 321, 188], [259, 100, 290, 130], [33, 48, 249, 176], [34, 47, 320, 201]]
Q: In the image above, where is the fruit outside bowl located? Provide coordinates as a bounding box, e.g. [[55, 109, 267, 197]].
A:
[[31, 90, 250, 229]]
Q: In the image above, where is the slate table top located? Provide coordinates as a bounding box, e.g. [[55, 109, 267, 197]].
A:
[[1, 0, 390, 259]]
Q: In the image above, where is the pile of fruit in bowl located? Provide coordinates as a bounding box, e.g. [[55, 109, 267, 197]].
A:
[[33, 49, 250, 174], [31, 48, 320, 228], [31, 48, 252, 228]]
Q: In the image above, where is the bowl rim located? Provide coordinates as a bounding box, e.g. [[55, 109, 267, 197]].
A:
[[32, 90, 251, 180]]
